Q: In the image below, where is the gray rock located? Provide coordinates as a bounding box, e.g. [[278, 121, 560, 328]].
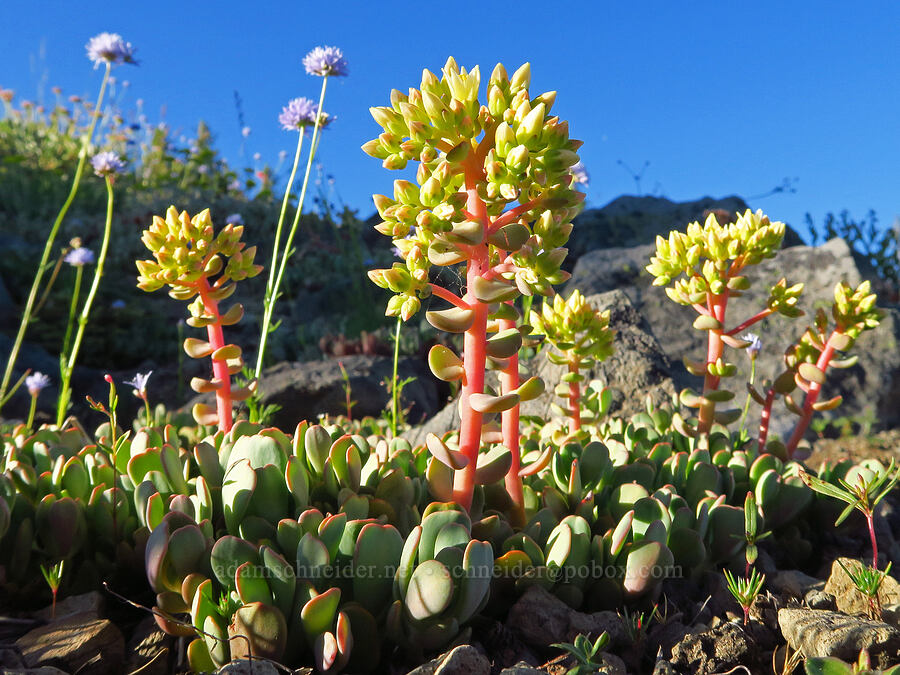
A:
[[779, 607, 900, 668], [32, 592, 104, 623], [568, 237, 900, 438], [769, 570, 824, 599], [216, 659, 280, 675], [16, 612, 124, 675], [506, 586, 627, 650], [407, 290, 676, 447], [564, 195, 803, 264], [406, 644, 490, 675], [824, 557, 900, 616], [521, 290, 676, 421], [189, 353, 445, 432], [805, 590, 836, 611], [670, 621, 757, 674], [124, 615, 173, 675], [498, 663, 544, 675]]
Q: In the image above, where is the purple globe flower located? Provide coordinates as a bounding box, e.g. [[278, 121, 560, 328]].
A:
[[279, 97, 319, 131], [64, 247, 95, 267], [26, 372, 51, 396], [303, 46, 348, 77], [91, 151, 125, 177], [86, 32, 137, 68], [742, 332, 763, 359]]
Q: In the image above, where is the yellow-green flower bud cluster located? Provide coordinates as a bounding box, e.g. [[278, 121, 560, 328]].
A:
[[647, 209, 786, 303], [363, 57, 584, 319], [136, 206, 262, 298], [529, 290, 614, 367]]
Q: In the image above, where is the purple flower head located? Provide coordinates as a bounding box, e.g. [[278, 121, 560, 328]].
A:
[[91, 151, 125, 177], [303, 46, 348, 77], [226, 213, 244, 226], [26, 372, 51, 396], [125, 371, 152, 397], [742, 333, 762, 359], [570, 161, 589, 187], [279, 97, 319, 131], [86, 33, 137, 68], [64, 247, 95, 267]]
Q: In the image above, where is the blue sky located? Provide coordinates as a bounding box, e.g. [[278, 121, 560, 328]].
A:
[[3, 1, 898, 238]]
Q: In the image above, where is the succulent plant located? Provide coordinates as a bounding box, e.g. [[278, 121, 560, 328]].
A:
[[646, 209, 803, 442], [136, 207, 262, 432], [805, 650, 900, 675], [364, 57, 582, 514], [529, 290, 614, 438]]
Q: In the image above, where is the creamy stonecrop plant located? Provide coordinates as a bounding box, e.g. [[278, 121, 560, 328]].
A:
[[646, 210, 804, 445], [136, 207, 261, 432], [363, 57, 583, 515], [529, 289, 614, 439]]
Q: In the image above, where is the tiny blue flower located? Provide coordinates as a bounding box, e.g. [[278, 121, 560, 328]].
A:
[[86, 32, 137, 68], [570, 161, 589, 187], [64, 247, 95, 267], [125, 371, 152, 397], [26, 372, 51, 396], [111, 299, 127, 309], [279, 97, 319, 131], [91, 151, 125, 177], [742, 333, 762, 359], [303, 46, 348, 77], [226, 213, 244, 226]]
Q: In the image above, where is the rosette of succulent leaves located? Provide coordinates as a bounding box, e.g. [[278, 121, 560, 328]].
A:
[[364, 57, 584, 516]]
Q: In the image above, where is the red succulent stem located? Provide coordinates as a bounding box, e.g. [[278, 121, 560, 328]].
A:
[[758, 387, 776, 450], [197, 278, 234, 432], [452, 158, 490, 510], [784, 330, 841, 457], [567, 360, 582, 432], [428, 283, 470, 311], [489, 198, 539, 233], [697, 293, 728, 437], [499, 311, 524, 526], [726, 308, 774, 337]]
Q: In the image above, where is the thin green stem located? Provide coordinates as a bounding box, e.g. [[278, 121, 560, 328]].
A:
[[256, 76, 329, 379], [0, 63, 111, 413], [26, 394, 37, 431], [61, 266, 84, 366], [738, 358, 756, 434], [391, 316, 402, 437], [257, 130, 306, 379], [56, 175, 115, 426]]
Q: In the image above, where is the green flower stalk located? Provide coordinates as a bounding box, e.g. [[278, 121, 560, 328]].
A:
[[0, 57, 117, 413], [255, 46, 347, 380], [724, 567, 765, 625], [646, 210, 804, 442], [529, 289, 614, 435], [57, 159, 121, 426], [137, 207, 262, 432], [364, 58, 583, 512]]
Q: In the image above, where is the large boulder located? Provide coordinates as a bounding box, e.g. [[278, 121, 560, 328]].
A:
[[567, 237, 900, 438], [565, 195, 804, 266], [406, 290, 675, 447], [250, 353, 444, 431]]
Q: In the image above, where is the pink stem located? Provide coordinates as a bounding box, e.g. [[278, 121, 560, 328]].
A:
[[697, 294, 727, 437], [429, 283, 470, 311], [726, 308, 775, 337], [197, 278, 233, 432], [867, 512, 879, 570], [785, 331, 841, 457], [489, 199, 539, 233], [499, 311, 524, 526], [452, 159, 489, 510], [567, 361, 582, 432], [758, 388, 776, 450]]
